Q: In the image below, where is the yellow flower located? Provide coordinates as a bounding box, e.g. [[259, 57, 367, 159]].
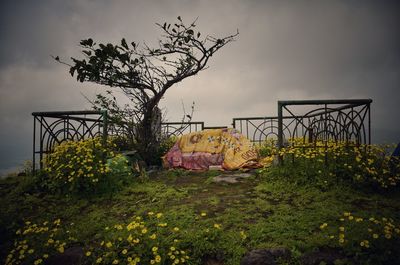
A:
[[339, 227, 345, 232], [149, 233, 157, 239], [96, 257, 103, 263], [142, 228, 148, 234], [122, 249, 128, 255], [214, 223, 222, 229], [373, 233, 379, 239], [173, 227, 180, 232], [339, 238, 344, 244], [86, 251, 91, 256], [240, 230, 247, 240], [112, 259, 119, 264], [58, 246, 64, 253], [319, 223, 328, 229], [155, 255, 161, 263], [152, 246, 158, 252], [106, 241, 113, 248], [200, 212, 207, 217], [34, 259, 43, 265], [156, 213, 163, 218], [43, 254, 49, 259]]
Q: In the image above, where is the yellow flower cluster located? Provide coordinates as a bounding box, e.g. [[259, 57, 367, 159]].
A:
[[44, 137, 118, 192], [270, 138, 400, 189], [5, 219, 73, 265], [322, 212, 400, 250], [87, 212, 190, 265]]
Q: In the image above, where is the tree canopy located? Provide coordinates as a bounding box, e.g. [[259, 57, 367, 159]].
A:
[[57, 17, 238, 165]]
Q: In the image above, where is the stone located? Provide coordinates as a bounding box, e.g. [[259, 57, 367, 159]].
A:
[[300, 247, 346, 265], [240, 249, 276, 265], [212, 173, 252, 184], [268, 247, 291, 260], [46, 246, 83, 265], [240, 248, 291, 265]]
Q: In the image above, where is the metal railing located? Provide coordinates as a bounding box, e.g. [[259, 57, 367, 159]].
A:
[[277, 99, 372, 149], [232, 99, 372, 149], [161, 122, 204, 137], [32, 110, 108, 172], [33, 99, 372, 170]]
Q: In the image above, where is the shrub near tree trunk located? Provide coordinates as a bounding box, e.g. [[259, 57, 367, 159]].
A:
[[55, 17, 238, 166]]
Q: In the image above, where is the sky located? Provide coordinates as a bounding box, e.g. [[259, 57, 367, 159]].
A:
[[1, 0, 399, 175]]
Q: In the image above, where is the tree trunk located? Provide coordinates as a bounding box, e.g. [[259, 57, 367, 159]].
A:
[[135, 105, 161, 166]]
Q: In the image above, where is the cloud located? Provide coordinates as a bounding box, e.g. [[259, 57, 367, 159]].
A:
[[0, 0, 399, 172]]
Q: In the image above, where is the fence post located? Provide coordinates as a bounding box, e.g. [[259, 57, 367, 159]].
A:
[[102, 110, 108, 145], [277, 101, 283, 163]]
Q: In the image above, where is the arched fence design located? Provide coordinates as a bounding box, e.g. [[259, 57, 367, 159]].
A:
[[32, 110, 108, 172], [33, 99, 372, 171], [232, 99, 371, 147]]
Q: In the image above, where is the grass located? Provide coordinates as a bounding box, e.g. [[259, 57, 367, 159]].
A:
[[1, 164, 400, 264]]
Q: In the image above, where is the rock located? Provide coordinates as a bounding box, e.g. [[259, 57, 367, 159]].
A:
[[213, 175, 240, 183], [213, 173, 252, 184], [300, 247, 347, 265], [46, 246, 83, 265], [240, 249, 276, 265], [241, 248, 291, 265], [268, 247, 291, 260]]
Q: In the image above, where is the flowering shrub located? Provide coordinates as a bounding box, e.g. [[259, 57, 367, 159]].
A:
[[263, 138, 400, 190], [320, 212, 400, 264], [5, 219, 76, 265], [44, 137, 132, 194], [84, 212, 190, 265]]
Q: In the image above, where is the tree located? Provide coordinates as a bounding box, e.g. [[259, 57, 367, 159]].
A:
[[56, 17, 238, 165]]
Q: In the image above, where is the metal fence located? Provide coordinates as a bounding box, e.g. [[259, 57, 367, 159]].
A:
[[33, 99, 372, 170], [161, 122, 204, 138], [277, 99, 372, 149], [32, 110, 206, 171], [232, 99, 372, 149], [32, 110, 108, 172]]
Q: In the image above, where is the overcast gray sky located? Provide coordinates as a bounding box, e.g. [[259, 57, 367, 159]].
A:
[[1, 0, 399, 174]]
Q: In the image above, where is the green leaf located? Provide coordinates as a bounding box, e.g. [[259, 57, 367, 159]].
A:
[[121, 38, 128, 49], [69, 67, 75, 77], [82, 50, 91, 56], [79, 38, 93, 47]]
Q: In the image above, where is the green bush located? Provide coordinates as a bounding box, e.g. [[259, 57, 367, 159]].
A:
[[44, 137, 132, 195], [263, 139, 400, 191]]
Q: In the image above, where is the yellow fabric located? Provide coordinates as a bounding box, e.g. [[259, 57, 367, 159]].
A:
[[178, 128, 259, 170]]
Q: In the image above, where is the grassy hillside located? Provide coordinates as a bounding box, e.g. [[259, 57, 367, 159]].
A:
[[1, 141, 400, 265]]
